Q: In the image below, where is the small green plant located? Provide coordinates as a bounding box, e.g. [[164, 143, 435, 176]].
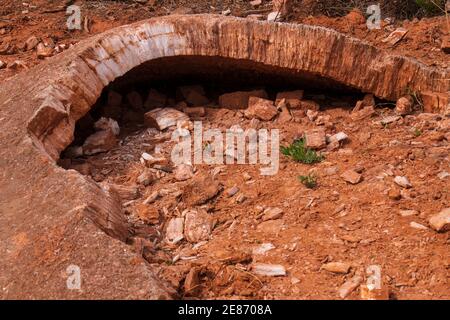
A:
[[298, 174, 318, 189], [281, 138, 324, 164], [413, 127, 422, 137]]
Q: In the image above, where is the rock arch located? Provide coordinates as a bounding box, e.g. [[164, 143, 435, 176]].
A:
[[0, 14, 448, 299]]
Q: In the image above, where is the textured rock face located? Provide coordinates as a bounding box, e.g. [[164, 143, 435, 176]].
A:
[[0, 14, 448, 299]]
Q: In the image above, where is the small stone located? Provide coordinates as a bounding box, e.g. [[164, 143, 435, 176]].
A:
[[0, 60, 6, 69], [249, 118, 261, 129], [243, 172, 252, 181], [305, 128, 327, 149], [252, 263, 286, 276], [394, 176, 412, 188], [410, 221, 428, 230], [108, 184, 139, 201], [437, 171, 449, 180], [25, 36, 39, 51], [351, 106, 375, 121], [144, 88, 166, 109], [166, 217, 184, 243], [267, 11, 282, 22], [324, 166, 339, 176], [134, 203, 160, 224], [298, 100, 320, 111], [184, 209, 214, 243], [137, 169, 155, 186], [177, 85, 209, 106], [108, 90, 123, 108], [262, 207, 284, 221], [183, 107, 206, 117], [381, 115, 401, 126], [218, 90, 268, 109], [94, 117, 120, 136], [82, 130, 117, 155], [322, 262, 351, 274], [252, 243, 275, 255], [63, 146, 83, 158], [250, 0, 262, 7], [306, 109, 319, 121], [399, 209, 418, 217], [245, 97, 278, 121], [341, 170, 362, 184], [388, 188, 401, 200], [140, 152, 167, 167], [395, 95, 413, 115], [143, 191, 160, 204], [441, 34, 450, 54], [328, 132, 348, 144], [235, 194, 247, 204], [174, 164, 194, 181], [338, 275, 363, 299], [144, 108, 190, 130], [382, 27, 408, 46], [428, 208, 450, 232], [184, 266, 201, 296], [36, 43, 53, 59]]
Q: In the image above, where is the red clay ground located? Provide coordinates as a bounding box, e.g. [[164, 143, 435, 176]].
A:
[[1, 1, 449, 300]]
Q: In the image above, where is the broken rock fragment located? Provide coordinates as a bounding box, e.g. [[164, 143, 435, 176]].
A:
[[275, 90, 304, 106], [25, 36, 39, 51], [108, 183, 140, 201], [177, 85, 209, 106], [135, 203, 160, 224], [82, 129, 117, 155], [218, 90, 268, 109], [305, 128, 326, 149], [184, 266, 202, 296], [322, 262, 351, 274], [94, 117, 120, 136], [441, 35, 450, 54], [183, 209, 214, 243], [338, 275, 363, 299], [183, 106, 206, 117], [394, 176, 412, 188], [144, 108, 190, 130], [382, 27, 408, 46], [183, 176, 222, 206], [328, 132, 348, 144], [126, 91, 144, 110], [360, 284, 390, 300], [166, 217, 184, 243], [244, 97, 278, 121], [262, 207, 284, 221], [428, 208, 450, 232], [395, 95, 413, 116], [351, 106, 375, 121], [144, 89, 167, 109], [252, 263, 286, 276]]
